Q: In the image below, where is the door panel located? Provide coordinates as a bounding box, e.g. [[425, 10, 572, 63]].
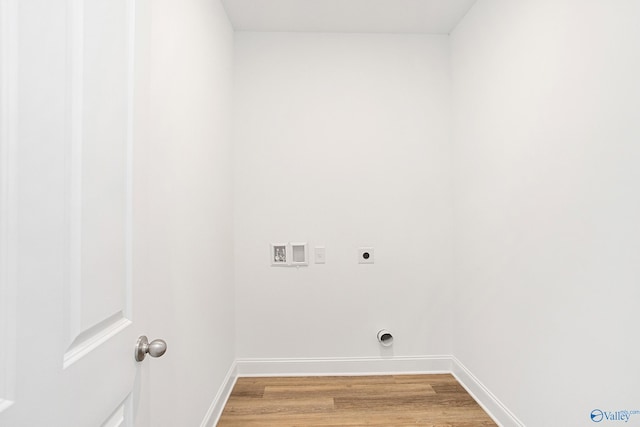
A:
[[65, 0, 135, 368], [0, 0, 151, 425], [101, 395, 133, 427]]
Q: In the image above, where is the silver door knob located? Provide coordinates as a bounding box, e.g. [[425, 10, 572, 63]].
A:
[[135, 335, 167, 362]]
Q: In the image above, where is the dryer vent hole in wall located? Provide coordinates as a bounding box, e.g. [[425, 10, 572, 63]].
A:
[[377, 329, 393, 347]]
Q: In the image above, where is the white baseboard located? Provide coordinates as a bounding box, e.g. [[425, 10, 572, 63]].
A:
[[203, 356, 523, 427], [200, 361, 238, 427], [236, 355, 453, 377], [451, 357, 525, 427]]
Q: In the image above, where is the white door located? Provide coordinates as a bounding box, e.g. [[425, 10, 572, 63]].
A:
[[0, 0, 157, 425]]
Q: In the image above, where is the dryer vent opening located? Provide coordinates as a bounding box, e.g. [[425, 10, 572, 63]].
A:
[[377, 329, 393, 347]]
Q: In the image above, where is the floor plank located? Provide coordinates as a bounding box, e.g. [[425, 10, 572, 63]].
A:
[[217, 374, 497, 426]]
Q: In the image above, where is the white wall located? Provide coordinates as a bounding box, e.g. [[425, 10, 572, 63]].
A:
[[451, 1, 640, 425], [233, 32, 453, 361], [145, 1, 235, 425]]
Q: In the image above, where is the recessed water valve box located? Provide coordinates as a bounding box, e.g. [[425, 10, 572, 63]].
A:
[[290, 243, 308, 266], [270, 242, 308, 267], [270, 243, 288, 266]]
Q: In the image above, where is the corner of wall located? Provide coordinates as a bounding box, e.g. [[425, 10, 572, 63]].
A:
[[451, 357, 525, 427], [200, 360, 239, 427]]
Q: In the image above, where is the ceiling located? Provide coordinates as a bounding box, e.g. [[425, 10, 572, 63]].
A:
[[220, 0, 477, 34]]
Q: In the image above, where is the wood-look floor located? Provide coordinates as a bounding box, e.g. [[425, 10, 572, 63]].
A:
[[217, 374, 497, 426]]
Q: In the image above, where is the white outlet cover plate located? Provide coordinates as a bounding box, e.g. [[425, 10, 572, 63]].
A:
[[358, 247, 374, 264], [314, 246, 326, 264]]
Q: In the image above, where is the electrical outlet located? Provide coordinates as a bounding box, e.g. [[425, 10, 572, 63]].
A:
[[358, 247, 374, 264]]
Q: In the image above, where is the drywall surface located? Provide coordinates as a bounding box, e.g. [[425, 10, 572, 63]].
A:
[[233, 32, 453, 360], [146, 1, 235, 425], [451, 1, 640, 425]]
